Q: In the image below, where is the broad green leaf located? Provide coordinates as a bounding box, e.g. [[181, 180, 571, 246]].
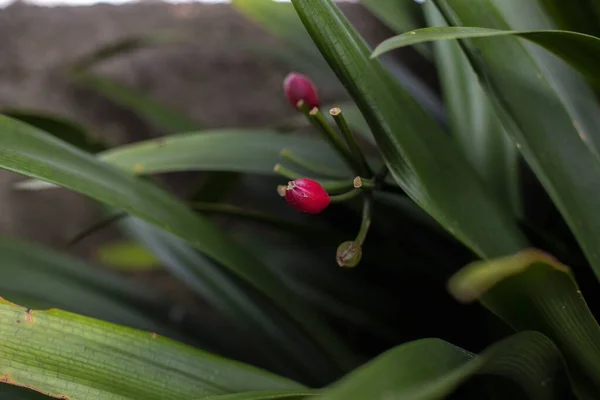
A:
[[423, 6, 520, 216], [449, 249, 600, 398], [204, 391, 315, 400], [290, 0, 527, 258], [0, 298, 303, 400], [361, 0, 431, 58], [71, 31, 189, 72], [73, 72, 200, 132], [0, 115, 353, 373], [372, 26, 600, 86], [96, 240, 162, 270], [1, 110, 106, 153], [319, 331, 566, 400], [120, 217, 342, 384], [429, 0, 600, 280], [0, 234, 167, 333], [99, 130, 350, 178]]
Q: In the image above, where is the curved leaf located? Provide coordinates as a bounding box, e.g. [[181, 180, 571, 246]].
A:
[[0, 298, 302, 400], [71, 31, 189, 72], [361, 0, 431, 58], [422, 6, 520, 216], [0, 235, 166, 332], [0, 115, 353, 374], [204, 391, 315, 400], [99, 130, 350, 177], [73, 73, 200, 133], [319, 331, 566, 400], [372, 26, 600, 86], [428, 0, 600, 282], [449, 249, 600, 397], [1, 110, 106, 153], [120, 217, 341, 384], [290, 0, 527, 258]]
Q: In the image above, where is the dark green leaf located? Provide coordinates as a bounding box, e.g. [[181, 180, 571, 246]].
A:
[[423, 5, 520, 216], [361, 0, 431, 58], [0, 298, 303, 399], [1, 110, 106, 153], [290, 0, 527, 258], [71, 31, 190, 72], [204, 391, 315, 400], [0, 115, 353, 373], [319, 331, 566, 400], [372, 26, 600, 86], [449, 249, 600, 397], [119, 217, 343, 383], [73, 72, 200, 132], [0, 235, 164, 332], [99, 130, 350, 177], [430, 0, 600, 280]]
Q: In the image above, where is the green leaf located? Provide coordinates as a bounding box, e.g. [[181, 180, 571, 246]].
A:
[[0, 115, 353, 374], [448, 249, 600, 397], [1, 110, 107, 153], [0, 234, 167, 333], [371, 26, 600, 86], [290, 0, 527, 258], [70, 31, 189, 72], [204, 391, 315, 400], [99, 130, 350, 177], [96, 240, 162, 270], [429, 0, 600, 279], [0, 298, 303, 400], [361, 0, 431, 58], [538, 0, 600, 37], [319, 331, 566, 400], [423, 6, 520, 216], [119, 217, 341, 383], [73, 72, 200, 132]]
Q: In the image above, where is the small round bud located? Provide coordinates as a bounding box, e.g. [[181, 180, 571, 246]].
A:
[[283, 72, 320, 110], [284, 178, 330, 214], [336, 241, 362, 268]]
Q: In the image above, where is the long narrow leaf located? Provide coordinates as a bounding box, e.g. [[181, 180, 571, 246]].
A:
[[290, 0, 527, 258], [423, 6, 520, 216], [372, 26, 600, 86], [449, 249, 600, 397], [0, 115, 354, 373], [0, 298, 302, 399], [429, 0, 600, 280], [319, 331, 566, 400]]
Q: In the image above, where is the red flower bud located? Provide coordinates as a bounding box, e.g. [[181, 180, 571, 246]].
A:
[[283, 72, 320, 109], [284, 178, 330, 214]]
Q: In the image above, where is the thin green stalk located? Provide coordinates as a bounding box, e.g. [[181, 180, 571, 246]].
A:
[[355, 195, 373, 245], [273, 163, 305, 180], [329, 189, 363, 203], [330, 107, 373, 177], [297, 100, 361, 173], [274, 163, 369, 193]]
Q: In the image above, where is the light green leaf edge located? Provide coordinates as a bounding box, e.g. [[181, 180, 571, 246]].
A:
[[0, 298, 303, 400]]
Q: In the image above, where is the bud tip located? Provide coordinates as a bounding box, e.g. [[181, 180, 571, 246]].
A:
[[336, 241, 362, 268]]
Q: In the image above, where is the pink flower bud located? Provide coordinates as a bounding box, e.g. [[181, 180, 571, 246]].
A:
[[284, 178, 330, 214], [283, 72, 320, 109]]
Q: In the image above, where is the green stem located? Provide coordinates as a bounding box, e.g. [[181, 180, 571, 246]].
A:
[[297, 100, 360, 173], [280, 148, 345, 179], [330, 107, 373, 177], [329, 189, 363, 203], [355, 195, 373, 245], [65, 210, 128, 248], [273, 163, 304, 180]]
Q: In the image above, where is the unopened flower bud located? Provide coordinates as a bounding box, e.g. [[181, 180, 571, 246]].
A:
[[284, 178, 330, 214], [336, 241, 362, 268], [283, 72, 320, 109]]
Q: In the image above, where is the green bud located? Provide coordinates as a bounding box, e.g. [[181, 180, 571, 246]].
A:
[[336, 241, 362, 268]]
